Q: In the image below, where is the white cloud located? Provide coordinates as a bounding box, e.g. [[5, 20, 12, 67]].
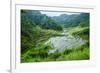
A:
[[40, 11, 80, 17]]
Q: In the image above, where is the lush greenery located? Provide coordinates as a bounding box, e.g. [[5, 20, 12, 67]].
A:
[[21, 10, 90, 63]]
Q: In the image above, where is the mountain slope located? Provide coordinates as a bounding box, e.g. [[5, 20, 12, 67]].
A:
[[52, 13, 89, 27]]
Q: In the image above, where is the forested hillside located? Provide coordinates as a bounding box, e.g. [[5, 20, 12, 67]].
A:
[[21, 10, 62, 31], [52, 13, 89, 27]]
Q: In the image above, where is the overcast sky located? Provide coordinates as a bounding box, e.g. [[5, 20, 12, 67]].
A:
[[40, 11, 80, 17]]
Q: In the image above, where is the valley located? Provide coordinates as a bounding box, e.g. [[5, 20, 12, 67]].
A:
[[21, 10, 90, 62]]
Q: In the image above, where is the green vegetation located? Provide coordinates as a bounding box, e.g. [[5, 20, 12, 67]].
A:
[[64, 26, 89, 40], [21, 10, 90, 63], [21, 43, 89, 62]]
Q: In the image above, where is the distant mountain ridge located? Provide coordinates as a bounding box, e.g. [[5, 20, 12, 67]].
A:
[[52, 13, 89, 27], [21, 10, 89, 31]]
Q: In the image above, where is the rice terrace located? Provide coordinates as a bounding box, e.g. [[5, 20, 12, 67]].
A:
[[21, 10, 90, 63]]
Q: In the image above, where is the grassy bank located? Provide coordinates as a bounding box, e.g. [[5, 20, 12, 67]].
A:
[[21, 42, 89, 62]]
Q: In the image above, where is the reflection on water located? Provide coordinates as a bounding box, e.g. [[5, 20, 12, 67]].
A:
[[45, 35, 86, 54]]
